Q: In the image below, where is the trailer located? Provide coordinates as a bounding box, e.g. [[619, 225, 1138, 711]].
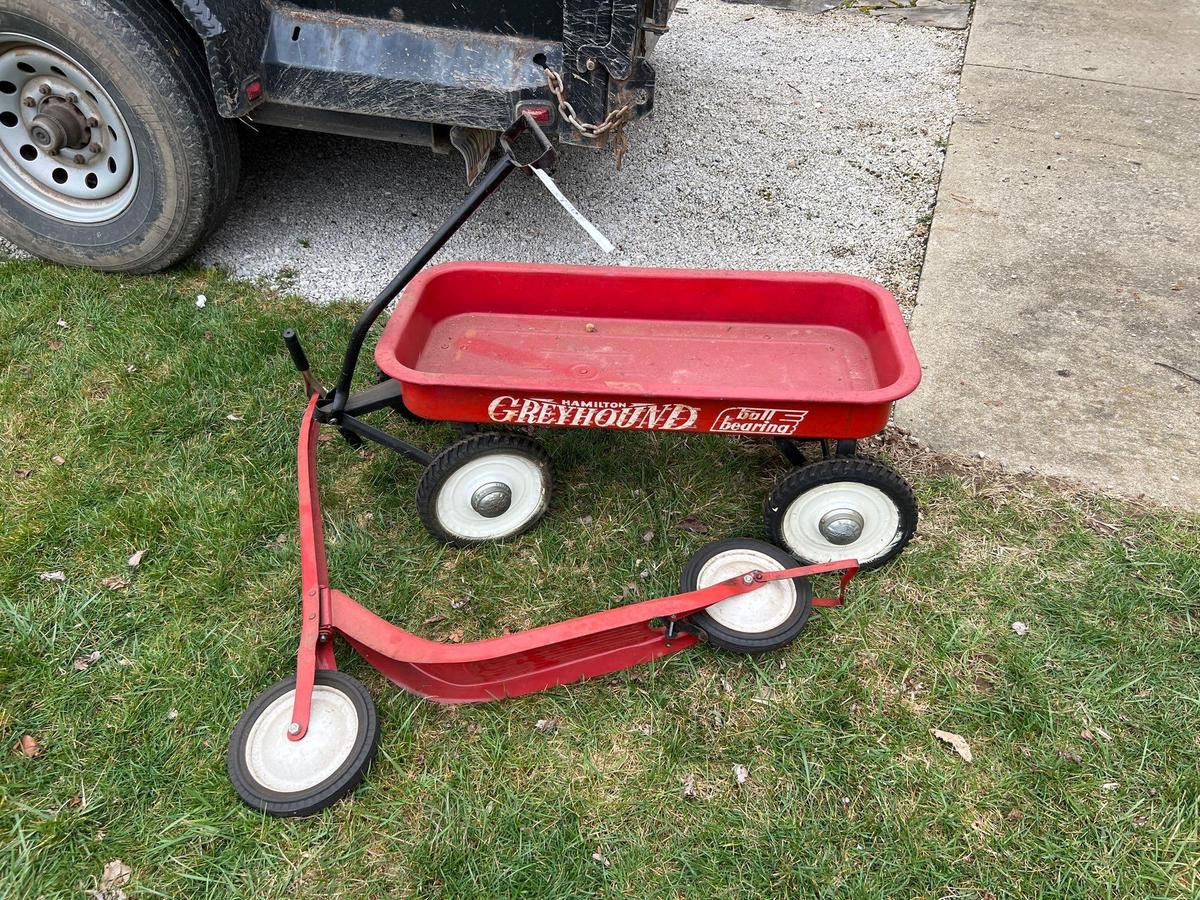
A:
[[0, 0, 671, 271]]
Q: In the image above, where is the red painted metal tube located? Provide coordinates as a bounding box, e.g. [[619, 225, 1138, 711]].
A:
[[288, 398, 857, 721]]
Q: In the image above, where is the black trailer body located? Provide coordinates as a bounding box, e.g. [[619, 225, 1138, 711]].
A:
[[0, 0, 672, 271], [171, 0, 667, 149]]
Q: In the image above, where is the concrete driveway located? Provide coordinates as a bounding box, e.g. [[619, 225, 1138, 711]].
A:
[[897, 0, 1200, 509]]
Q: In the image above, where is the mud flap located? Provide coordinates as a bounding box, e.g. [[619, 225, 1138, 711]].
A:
[[450, 126, 499, 185]]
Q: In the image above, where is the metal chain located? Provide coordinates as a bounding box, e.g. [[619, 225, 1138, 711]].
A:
[[543, 66, 632, 140]]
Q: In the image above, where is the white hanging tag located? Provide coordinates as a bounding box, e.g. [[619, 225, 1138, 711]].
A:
[[531, 166, 615, 254]]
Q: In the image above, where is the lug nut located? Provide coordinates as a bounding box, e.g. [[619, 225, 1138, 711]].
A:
[[66, 92, 78, 103], [22, 97, 36, 108], [38, 83, 51, 95], [86, 116, 98, 128], [73, 153, 86, 164], [89, 142, 101, 153]]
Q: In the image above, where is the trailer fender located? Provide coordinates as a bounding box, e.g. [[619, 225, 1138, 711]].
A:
[[165, 0, 268, 117]]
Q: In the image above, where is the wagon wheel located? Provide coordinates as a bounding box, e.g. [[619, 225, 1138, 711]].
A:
[[680, 538, 813, 654], [227, 670, 379, 818], [416, 432, 554, 545], [764, 458, 917, 571]]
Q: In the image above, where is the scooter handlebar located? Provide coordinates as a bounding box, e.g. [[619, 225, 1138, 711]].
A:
[[282, 328, 310, 373]]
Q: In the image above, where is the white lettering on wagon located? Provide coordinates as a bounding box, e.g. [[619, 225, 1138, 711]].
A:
[[711, 407, 809, 436], [487, 396, 700, 431]]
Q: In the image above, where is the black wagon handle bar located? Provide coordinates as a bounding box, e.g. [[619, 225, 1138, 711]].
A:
[[322, 113, 557, 421]]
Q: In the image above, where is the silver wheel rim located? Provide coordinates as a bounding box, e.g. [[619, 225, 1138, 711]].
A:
[[0, 34, 138, 223], [697, 548, 797, 634], [436, 452, 547, 541], [244, 685, 359, 795], [781, 481, 902, 566]]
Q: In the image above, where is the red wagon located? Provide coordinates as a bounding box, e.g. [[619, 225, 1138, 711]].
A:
[[227, 117, 921, 817]]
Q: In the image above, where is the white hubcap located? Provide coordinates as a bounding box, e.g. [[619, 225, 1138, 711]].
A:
[[244, 686, 359, 794], [437, 452, 547, 540], [782, 481, 901, 565], [697, 548, 797, 634]]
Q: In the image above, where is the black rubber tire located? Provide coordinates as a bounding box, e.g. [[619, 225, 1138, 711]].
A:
[[227, 670, 379, 818], [416, 431, 554, 546], [0, 0, 240, 272], [681, 538, 813, 654], [765, 457, 918, 571]]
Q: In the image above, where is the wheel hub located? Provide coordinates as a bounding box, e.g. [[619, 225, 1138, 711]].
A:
[[0, 34, 138, 223], [29, 96, 88, 154], [471, 482, 512, 517], [818, 508, 865, 545]]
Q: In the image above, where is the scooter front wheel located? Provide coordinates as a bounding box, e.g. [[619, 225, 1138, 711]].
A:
[[227, 670, 378, 817]]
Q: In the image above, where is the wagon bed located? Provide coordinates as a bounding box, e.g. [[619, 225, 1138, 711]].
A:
[[376, 263, 920, 439]]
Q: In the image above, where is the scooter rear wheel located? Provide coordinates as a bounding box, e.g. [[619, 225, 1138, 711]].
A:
[[227, 670, 378, 817], [681, 538, 813, 654]]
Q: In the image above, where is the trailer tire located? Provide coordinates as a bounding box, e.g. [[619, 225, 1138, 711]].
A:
[[0, 0, 239, 272]]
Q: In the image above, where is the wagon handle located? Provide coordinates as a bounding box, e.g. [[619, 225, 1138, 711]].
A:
[[322, 114, 553, 424]]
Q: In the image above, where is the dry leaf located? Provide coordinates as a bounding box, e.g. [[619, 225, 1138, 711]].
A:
[[591, 849, 610, 868], [52, 455, 66, 465], [534, 718, 557, 734], [73, 650, 102, 672], [1101, 782, 1119, 792], [675, 516, 710, 534], [682, 774, 698, 799], [14, 734, 42, 757], [1080, 729, 1095, 743], [48, 339, 64, 351], [445, 626, 464, 643], [100, 575, 130, 591], [167, 709, 179, 721], [733, 763, 749, 785], [127, 549, 146, 568], [15, 468, 32, 479], [225, 413, 244, 421], [576, 515, 594, 525], [1011, 621, 1029, 636], [449, 597, 469, 610], [642, 529, 654, 543], [38, 570, 67, 583], [931, 728, 974, 762], [92, 858, 131, 900]]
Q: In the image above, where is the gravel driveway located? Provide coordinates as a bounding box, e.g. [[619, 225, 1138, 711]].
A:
[[202, 3, 965, 305]]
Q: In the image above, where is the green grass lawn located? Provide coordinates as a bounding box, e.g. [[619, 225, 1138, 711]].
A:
[[1, 259, 1198, 898]]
